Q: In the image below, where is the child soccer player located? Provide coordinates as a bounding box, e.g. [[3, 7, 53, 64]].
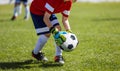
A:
[[11, 0, 29, 20], [30, 0, 77, 64]]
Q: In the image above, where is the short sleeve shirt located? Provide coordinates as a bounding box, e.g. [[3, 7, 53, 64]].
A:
[[30, 0, 72, 17]]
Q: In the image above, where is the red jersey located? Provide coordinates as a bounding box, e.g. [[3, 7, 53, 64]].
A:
[[30, 0, 72, 17]]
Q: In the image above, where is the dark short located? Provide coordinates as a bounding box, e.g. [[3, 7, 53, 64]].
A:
[[15, 0, 28, 4], [30, 12, 59, 35]]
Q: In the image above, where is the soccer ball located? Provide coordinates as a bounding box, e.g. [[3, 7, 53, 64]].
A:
[[60, 32, 79, 52]]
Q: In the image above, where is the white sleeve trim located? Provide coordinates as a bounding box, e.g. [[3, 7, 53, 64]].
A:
[[63, 10, 70, 16], [45, 3, 54, 12]]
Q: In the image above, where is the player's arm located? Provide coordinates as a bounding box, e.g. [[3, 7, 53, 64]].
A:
[[43, 11, 59, 34], [62, 15, 72, 32], [43, 11, 52, 28], [44, 11, 66, 46], [43, 11, 58, 33]]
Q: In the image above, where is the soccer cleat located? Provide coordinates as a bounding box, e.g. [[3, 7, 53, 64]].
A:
[[54, 55, 65, 64], [11, 16, 17, 21], [24, 16, 29, 20], [32, 51, 48, 62]]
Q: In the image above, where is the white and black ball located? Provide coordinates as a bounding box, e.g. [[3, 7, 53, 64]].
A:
[[60, 32, 79, 52]]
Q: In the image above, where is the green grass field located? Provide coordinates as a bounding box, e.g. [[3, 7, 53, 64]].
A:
[[0, 2, 120, 71]]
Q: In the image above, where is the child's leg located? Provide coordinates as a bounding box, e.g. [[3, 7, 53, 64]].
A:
[[30, 13, 50, 55], [33, 34, 49, 54], [23, 1, 29, 20], [55, 44, 62, 56], [54, 44, 64, 64], [17, 4, 22, 15], [13, 0, 21, 17], [13, 4, 20, 17], [11, 0, 21, 20]]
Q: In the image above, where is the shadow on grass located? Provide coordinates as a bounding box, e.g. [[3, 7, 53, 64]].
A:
[[0, 19, 12, 22], [40, 61, 63, 68], [0, 59, 35, 69], [0, 59, 63, 70]]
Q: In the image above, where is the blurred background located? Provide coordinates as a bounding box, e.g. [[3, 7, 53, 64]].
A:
[[0, 0, 120, 71], [0, 0, 120, 5]]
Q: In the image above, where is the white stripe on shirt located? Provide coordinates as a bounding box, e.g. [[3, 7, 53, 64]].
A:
[[45, 3, 54, 12]]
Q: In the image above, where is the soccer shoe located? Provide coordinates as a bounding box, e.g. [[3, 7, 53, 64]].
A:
[[54, 55, 65, 64], [11, 16, 17, 21], [24, 16, 29, 20], [32, 51, 48, 62]]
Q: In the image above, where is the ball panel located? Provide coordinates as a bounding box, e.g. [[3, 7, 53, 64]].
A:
[[70, 35, 76, 40], [59, 32, 78, 52], [68, 44, 73, 49]]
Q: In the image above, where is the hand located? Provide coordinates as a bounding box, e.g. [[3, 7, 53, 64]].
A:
[[66, 29, 72, 33], [50, 26, 59, 36], [50, 27, 67, 46]]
